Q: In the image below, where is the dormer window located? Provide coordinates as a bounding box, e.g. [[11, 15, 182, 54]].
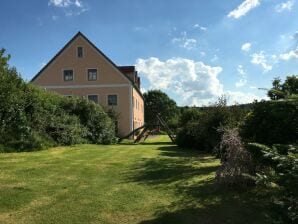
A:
[[77, 46, 83, 58]]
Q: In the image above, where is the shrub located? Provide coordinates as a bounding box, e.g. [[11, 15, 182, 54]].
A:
[[240, 100, 298, 145], [176, 97, 246, 152], [0, 49, 116, 151], [216, 128, 255, 186], [62, 97, 116, 144], [178, 107, 201, 126], [246, 143, 298, 223], [46, 112, 88, 145]]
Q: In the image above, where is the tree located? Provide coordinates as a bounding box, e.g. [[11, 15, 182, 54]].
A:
[[143, 90, 178, 125], [267, 75, 298, 100]]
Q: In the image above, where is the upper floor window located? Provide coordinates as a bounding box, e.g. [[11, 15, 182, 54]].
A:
[[63, 70, 73, 81], [88, 95, 98, 104], [88, 69, 97, 81], [77, 47, 83, 58], [108, 95, 117, 106]]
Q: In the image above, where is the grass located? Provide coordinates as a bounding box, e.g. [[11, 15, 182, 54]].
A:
[[0, 136, 277, 224]]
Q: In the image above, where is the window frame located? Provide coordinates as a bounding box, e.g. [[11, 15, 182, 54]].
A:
[[77, 46, 83, 58], [107, 94, 118, 106], [87, 94, 99, 104], [87, 68, 98, 81], [63, 69, 74, 81]]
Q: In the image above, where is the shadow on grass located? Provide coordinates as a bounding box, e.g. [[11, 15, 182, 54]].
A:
[[128, 143, 276, 224], [138, 184, 277, 224], [139, 141, 175, 145]]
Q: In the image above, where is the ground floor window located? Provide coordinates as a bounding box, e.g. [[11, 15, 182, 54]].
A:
[[88, 95, 98, 103]]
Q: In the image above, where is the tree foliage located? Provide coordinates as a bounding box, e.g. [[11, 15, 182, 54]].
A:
[[267, 75, 298, 100], [0, 48, 116, 151], [240, 100, 297, 146], [246, 143, 298, 223], [143, 90, 179, 125], [176, 97, 246, 152]]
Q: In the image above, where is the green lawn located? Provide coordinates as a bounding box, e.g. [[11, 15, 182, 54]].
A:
[[0, 136, 276, 224]]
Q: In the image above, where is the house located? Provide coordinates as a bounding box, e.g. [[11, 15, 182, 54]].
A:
[[31, 32, 144, 137]]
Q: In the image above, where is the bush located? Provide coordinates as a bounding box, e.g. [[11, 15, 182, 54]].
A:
[[216, 128, 255, 186], [240, 100, 298, 145], [246, 143, 298, 223], [0, 49, 116, 151], [62, 97, 116, 144], [176, 98, 246, 152]]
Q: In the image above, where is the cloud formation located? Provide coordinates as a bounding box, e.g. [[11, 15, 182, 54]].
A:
[[136, 57, 223, 105], [48, 0, 87, 16], [279, 47, 298, 60], [193, 24, 207, 31], [241, 42, 252, 52], [275, 0, 295, 12], [171, 32, 197, 50], [251, 51, 273, 72], [235, 65, 247, 87], [228, 0, 260, 19], [225, 91, 267, 104]]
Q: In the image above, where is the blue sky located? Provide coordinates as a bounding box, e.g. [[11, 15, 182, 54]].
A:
[[1, 0, 297, 105]]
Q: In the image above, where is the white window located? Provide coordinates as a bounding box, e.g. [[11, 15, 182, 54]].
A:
[[63, 70, 73, 81]]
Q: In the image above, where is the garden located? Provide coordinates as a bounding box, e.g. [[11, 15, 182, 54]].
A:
[[0, 48, 297, 223]]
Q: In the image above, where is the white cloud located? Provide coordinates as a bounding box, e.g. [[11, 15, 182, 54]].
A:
[[235, 65, 247, 87], [275, 0, 295, 12], [136, 57, 223, 105], [228, 0, 260, 19], [49, 0, 72, 7], [241, 42, 252, 52], [237, 65, 246, 76], [251, 51, 273, 72], [279, 47, 298, 60], [74, 0, 82, 7], [193, 24, 207, 31], [172, 32, 197, 50], [140, 87, 147, 93], [48, 0, 87, 16], [225, 91, 267, 104], [235, 79, 247, 87]]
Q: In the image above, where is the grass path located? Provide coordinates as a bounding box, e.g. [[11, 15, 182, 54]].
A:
[[0, 136, 274, 224]]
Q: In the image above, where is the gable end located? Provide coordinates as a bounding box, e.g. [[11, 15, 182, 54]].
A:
[[31, 31, 143, 100]]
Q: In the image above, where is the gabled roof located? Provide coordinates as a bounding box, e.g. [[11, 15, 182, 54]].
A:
[[31, 31, 143, 99]]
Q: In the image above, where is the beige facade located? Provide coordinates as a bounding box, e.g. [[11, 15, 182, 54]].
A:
[[31, 32, 144, 137]]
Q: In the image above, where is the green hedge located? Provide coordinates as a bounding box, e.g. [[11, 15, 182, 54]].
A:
[[176, 101, 246, 152], [0, 49, 116, 151], [240, 100, 298, 145]]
